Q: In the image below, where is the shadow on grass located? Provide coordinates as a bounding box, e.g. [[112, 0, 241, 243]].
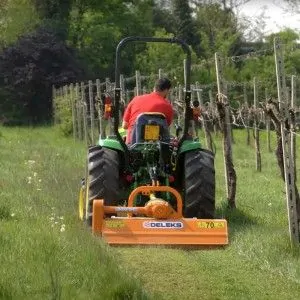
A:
[[0, 205, 12, 221], [216, 201, 259, 240]]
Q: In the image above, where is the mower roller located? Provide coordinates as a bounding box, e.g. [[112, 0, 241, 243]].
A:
[[78, 36, 228, 247]]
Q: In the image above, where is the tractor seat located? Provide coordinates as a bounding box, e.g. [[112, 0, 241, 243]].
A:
[[130, 112, 170, 145]]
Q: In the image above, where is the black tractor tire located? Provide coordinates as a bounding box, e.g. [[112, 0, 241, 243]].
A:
[[86, 146, 120, 225], [183, 149, 215, 219]]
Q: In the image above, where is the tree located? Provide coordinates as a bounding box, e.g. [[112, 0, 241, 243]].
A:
[[68, 0, 155, 78], [0, 0, 40, 48], [32, 0, 73, 39], [195, 2, 243, 58], [0, 27, 86, 125], [172, 0, 202, 56]]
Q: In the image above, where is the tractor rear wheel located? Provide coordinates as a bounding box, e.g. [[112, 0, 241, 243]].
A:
[[86, 146, 120, 225], [183, 149, 215, 218]]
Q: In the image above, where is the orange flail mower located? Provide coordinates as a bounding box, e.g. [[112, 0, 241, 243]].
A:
[[91, 185, 228, 246]]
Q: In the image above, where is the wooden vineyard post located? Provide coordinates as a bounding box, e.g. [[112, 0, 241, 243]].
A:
[[195, 82, 213, 151], [158, 68, 163, 79], [178, 84, 183, 127], [253, 77, 261, 171], [135, 70, 141, 96], [209, 90, 218, 135], [120, 74, 126, 103], [105, 78, 110, 92], [88, 80, 95, 145], [215, 52, 236, 208], [120, 74, 126, 125], [265, 88, 272, 152], [243, 83, 250, 145], [81, 82, 89, 147], [274, 37, 300, 245], [70, 83, 77, 141], [52, 85, 57, 125], [75, 83, 82, 140], [291, 75, 297, 181], [96, 78, 103, 138]]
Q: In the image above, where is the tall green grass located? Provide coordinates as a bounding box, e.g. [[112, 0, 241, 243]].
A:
[[0, 126, 151, 299], [116, 129, 300, 300], [1, 126, 300, 300]]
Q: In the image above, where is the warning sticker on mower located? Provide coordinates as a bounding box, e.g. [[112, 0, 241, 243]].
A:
[[143, 221, 184, 229], [105, 220, 125, 229], [197, 221, 225, 229]]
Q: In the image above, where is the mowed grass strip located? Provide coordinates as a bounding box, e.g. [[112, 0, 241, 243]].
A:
[[0, 126, 151, 300], [116, 130, 300, 300]]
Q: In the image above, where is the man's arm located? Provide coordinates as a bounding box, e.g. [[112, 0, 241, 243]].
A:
[[166, 103, 174, 126], [122, 120, 128, 129]]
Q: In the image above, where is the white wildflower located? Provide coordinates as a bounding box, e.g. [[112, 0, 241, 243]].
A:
[[37, 188, 42, 191], [59, 216, 64, 220], [268, 203, 272, 207], [49, 217, 54, 221], [60, 226, 65, 232], [38, 179, 42, 182], [11, 213, 15, 217]]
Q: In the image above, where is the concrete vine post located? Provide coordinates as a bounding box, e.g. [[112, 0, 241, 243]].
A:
[[274, 37, 300, 245], [215, 52, 236, 208], [88, 80, 95, 145], [253, 77, 261, 172]]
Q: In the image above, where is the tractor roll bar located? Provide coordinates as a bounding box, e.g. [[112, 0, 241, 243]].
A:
[[114, 36, 192, 164]]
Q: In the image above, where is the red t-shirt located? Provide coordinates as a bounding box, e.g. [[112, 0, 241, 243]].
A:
[[123, 92, 173, 143]]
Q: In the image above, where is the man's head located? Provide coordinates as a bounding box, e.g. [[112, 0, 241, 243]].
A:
[[154, 77, 172, 98]]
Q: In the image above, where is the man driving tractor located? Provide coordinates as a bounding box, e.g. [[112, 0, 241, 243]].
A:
[[122, 78, 174, 144]]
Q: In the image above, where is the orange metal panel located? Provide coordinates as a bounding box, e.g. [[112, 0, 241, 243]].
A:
[[92, 197, 229, 247], [98, 218, 228, 246]]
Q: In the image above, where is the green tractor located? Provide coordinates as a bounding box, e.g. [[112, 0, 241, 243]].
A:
[[79, 37, 216, 231]]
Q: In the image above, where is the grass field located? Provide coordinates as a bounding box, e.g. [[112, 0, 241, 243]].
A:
[[1, 126, 300, 299], [0, 127, 150, 300]]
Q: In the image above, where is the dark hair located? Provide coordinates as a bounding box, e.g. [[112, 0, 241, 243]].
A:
[[192, 100, 200, 107], [155, 78, 172, 92]]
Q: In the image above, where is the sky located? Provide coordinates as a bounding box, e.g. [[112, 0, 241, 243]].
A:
[[238, 0, 300, 35]]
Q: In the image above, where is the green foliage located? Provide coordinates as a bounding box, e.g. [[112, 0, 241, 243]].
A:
[[0, 0, 40, 47], [172, 0, 201, 56], [55, 94, 73, 137], [136, 29, 198, 85], [195, 3, 242, 58]]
